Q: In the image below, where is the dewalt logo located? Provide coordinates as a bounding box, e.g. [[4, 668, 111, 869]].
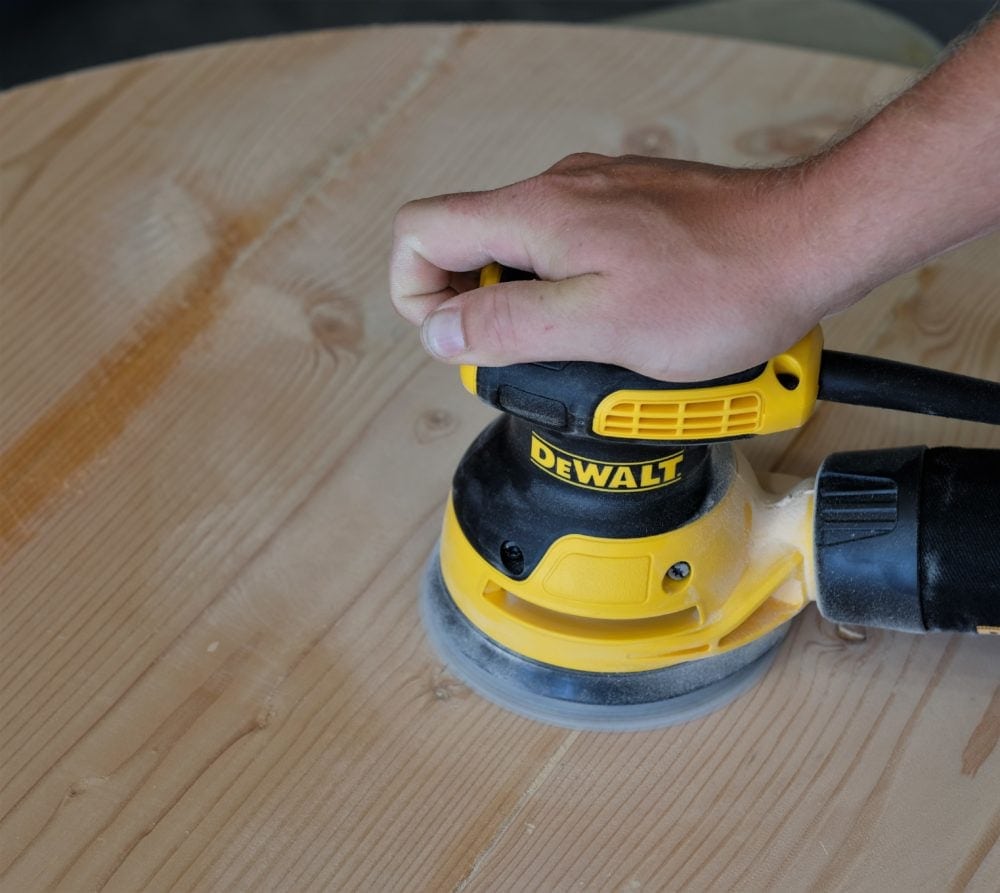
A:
[[530, 432, 683, 492]]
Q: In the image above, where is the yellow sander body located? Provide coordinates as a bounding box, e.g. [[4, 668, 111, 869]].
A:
[[419, 265, 1000, 730], [439, 452, 814, 675]]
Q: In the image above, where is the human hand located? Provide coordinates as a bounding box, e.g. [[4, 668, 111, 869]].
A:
[[390, 153, 867, 381]]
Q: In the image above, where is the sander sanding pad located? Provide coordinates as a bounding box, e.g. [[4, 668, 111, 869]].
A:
[[420, 543, 789, 731]]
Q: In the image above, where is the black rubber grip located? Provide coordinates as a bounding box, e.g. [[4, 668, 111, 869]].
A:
[[473, 361, 764, 440], [814, 446, 1000, 633], [474, 264, 765, 441]]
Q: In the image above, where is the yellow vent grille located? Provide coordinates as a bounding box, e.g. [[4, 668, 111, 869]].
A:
[[595, 392, 762, 439]]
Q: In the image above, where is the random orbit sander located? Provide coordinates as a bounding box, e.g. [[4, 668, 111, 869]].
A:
[[421, 264, 1000, 730]]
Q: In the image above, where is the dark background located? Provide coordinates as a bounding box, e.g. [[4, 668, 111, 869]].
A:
[[1, 0, 997, 89]]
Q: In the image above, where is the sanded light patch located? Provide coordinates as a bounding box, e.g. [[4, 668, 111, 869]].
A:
[[0, 215, 264, 559]]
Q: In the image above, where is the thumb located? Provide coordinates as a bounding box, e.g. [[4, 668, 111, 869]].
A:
[[420, 275, 606, 367]]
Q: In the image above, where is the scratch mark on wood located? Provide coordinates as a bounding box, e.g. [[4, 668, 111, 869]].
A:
[[93, 711, 272, 890], [44, 641, 269, 889], [453, 730, 579, 892]]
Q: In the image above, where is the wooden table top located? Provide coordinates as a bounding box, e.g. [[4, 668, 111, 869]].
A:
[[2, 24, 998, 892]]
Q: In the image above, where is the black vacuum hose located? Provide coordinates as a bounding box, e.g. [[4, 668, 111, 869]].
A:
[[814, 446, 1000, 633]]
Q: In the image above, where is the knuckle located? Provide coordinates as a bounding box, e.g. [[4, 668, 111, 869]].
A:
[[392, 199, 422, 237], [506, 177, 555, 223], [560, 152, 593, 168], [554, 151, 608, 170], [480, 288, 520, 355], [442, 189, 488, 219], [393, 192, 468, 236]]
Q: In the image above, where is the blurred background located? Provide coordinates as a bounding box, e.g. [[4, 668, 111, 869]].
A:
[[1, 0, 997, 88]]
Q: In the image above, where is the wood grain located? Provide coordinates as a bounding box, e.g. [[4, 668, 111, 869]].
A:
[[1, 24, 997, 892]]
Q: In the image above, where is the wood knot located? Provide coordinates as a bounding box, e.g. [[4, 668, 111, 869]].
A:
[[916, 264, 940, 292], [254, 705, 276, 730], [309, 297, 364, 355], [414, 408, 457, 444], [622, 124, 679, 158], [430, 668, 467, 702], [67, 775, 108, 798], [734, 113, 854, 161], [433, 680, 465, 701]]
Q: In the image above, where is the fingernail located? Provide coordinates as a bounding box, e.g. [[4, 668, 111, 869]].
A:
[[422, 308, 467, 358]]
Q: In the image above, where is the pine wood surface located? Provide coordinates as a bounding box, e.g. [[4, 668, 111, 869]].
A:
[[1, 23, 998, 892]]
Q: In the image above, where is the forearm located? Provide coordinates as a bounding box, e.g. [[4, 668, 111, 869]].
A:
[[805, 13, 1000, 295]]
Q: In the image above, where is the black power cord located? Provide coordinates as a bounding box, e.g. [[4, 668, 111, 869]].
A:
[[818, 350, 1000, 425]]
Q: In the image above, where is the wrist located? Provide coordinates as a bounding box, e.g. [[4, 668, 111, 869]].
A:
[[744, 163, 873, 328]]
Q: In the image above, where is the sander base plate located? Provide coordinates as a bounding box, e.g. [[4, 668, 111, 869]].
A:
[[420, 544, 789, 731]]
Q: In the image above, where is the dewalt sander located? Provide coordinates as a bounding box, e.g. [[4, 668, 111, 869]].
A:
[[420, 263, 1000, 730]]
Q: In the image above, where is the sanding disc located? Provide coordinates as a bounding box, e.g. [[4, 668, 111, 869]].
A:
[[420, 544, 789, 731]]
